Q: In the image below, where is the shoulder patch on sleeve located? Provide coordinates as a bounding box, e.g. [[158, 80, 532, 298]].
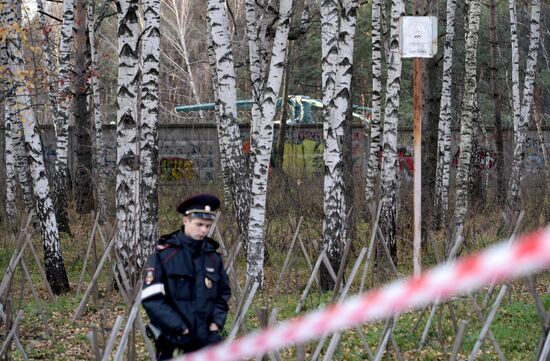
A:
[[144, 267, 155, 285]]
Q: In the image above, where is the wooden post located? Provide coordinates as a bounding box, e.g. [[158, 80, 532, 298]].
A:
[[413, 57, 422, 277]]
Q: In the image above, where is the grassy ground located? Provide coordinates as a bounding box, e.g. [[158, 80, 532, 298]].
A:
[[0, 178, 549, 360]]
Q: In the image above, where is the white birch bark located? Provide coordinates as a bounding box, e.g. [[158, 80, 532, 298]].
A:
[[53, 0, 75, 232], [116, 0, 142, 277], [379, 0, 405, 261], [453, 0, 481, 235], [507, 0, 541, 210], [36, 0, 60, 126], [433, 0, 457, 228], [3, 98, 17, 220], [1, 44, 34, 213], [245, 0, 267, 160], [3, 0, 70, 294], [247, 0, 293, 284], [365, 0, 383, 206], [140, 0, 161, 256], [207, 0, 250, 245], [509, 0, 521, 136], [322, 0, 358, 290], [207, 30, 231, 203], [87, 0, 106, 222], [321, 0, 338, 141], [0, 28, 15, 218], [1, 39, 34, 214], [10, 99, 35, 212]]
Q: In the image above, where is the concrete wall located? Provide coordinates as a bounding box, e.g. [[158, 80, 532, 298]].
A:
[[1, 124, 548, 185]]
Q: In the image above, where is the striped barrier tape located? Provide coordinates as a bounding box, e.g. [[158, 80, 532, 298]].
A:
[[177, 228, 550, 361]]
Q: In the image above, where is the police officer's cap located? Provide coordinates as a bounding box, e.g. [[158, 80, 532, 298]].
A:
[[176, 193, 220, 219]]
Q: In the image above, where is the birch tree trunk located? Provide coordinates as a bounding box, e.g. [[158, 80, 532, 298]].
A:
[[140, 0, 161, 255], [116, 0, 142, 279], [488, 0, 506, 204], [1, 52, 34, 215], [7, 99, 36, 213], [87, 0, 106, 222], [3, 98, 18, 220], [36, 0, 60, 132], [247, 0, 293, 284], [245, 0, 267, 167], [507, 0, 541, 212], [207, 31, 232, 204], [365, 0, 383, 207], [379, 0, 405, 263], [319, 0, 339, 290], [433, 0, 456, 229], [53, 0, 75, 233], [3, 0, 70, 294], [509, 0, 521, 136], [207, 0, 250, 248], [321, 0, 358, 291], [453, 0, 481, 236], [74, 0, 94, 214]]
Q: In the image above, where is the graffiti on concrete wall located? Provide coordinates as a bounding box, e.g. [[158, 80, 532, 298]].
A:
[[159, 157, 195, 180], [32, 126, 548, 182], [452, 148, 497, 169], [286, 129, 365, 175], [524, 137, 546, 172]]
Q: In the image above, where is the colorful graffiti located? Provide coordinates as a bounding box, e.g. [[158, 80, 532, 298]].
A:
[[159, 157, 195, 180], [524, 137, 546, 172], [451, 148, 497, 169]]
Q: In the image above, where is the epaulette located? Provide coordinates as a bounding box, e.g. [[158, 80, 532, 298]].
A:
[[156, 243, 172, 251], [156, 230, 178, 250]]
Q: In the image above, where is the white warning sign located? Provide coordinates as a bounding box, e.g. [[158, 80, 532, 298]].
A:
[[399, 16, 438, 58]]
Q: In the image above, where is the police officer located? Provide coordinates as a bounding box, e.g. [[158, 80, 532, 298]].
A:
[[141, 194, 231, 360]]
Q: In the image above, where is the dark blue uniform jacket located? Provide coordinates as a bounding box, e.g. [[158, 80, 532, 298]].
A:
[[141, 228, 231, 348]]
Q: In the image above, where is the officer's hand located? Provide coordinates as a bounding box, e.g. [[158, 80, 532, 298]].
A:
[[209, 323, 219, 332], [183, 328, 190, 335]]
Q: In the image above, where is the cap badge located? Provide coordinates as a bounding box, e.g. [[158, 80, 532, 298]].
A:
[[205, 205, 211, 211], [206, 267, 215, 273]]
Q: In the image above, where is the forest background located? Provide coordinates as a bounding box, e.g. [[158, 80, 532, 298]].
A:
[[1, 0, 550, 359]]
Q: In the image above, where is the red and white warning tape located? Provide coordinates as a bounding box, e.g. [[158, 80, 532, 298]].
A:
[[177, 228, 550, 361]]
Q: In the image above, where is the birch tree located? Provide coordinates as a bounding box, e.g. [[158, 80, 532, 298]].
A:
[[87, 0, 106, 222], [53, 0, 75, 233], [509, 0, 521, 136], [140, 0, 161, 254], [116, 0, 142, 278], [246, 0, 293, 284], [3, 98, 17, 221], [365, 0, 383, 207], [207, 0, 250, 247], [321, 0, 358, 290], [1, 21, 34, 218], [453, 0, 481, 236], [3, 0, 70, 294], [507, 0, 541, 212], [320, 0, 339, 282], [379, 0, 405, 262], [245, 0, 270, 153], [207, 31, 231, 204], [433, 0, 457, 228]]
